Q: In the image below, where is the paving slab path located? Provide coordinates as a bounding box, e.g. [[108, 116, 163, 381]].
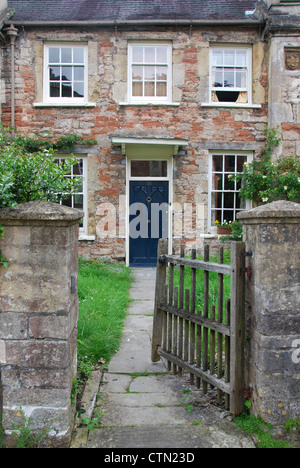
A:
[[84, 268, 255, 449]]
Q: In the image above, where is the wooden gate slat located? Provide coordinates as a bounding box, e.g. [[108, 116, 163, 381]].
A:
[[158, 349, 231, 395], [152, 239, 245, 416]]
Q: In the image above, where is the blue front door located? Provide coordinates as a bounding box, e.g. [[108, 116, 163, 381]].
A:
[[129, 181, 169, 267]]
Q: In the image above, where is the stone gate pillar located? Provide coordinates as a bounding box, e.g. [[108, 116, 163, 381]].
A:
[[0, 201, 83, 447], [238, 201, 300, 429]]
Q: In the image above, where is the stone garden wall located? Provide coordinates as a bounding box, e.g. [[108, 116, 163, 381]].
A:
[[238, 201, 300, 431], [0, 201, 83, 448]]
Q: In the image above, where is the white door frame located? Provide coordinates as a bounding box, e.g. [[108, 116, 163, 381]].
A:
[[125, 146, 173, 267], [111, 137, 189, 267]]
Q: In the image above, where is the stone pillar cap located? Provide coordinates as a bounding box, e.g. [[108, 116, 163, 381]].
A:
[[237, 200, 300, 224], [0, 200, 84, 222]]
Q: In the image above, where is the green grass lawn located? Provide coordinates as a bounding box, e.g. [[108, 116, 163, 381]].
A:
[[77, 258, 132, 366]]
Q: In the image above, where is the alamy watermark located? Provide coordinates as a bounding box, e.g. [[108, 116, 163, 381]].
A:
[[96, 196, 207, 240]]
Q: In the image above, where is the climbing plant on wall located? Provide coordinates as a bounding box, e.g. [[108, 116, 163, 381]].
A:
[[0, 127, 88, 267]]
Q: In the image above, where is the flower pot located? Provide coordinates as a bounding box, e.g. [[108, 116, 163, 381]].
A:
[[217, 226, 232, 235]]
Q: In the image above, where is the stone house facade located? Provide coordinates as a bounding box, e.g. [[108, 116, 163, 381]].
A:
[[1, 0, 299, 266]]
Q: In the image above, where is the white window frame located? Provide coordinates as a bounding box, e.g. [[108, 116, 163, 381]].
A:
[[208, 151, 253, 231], [55, 156, 88, 234], [209, 45, 252, 105], [44, 43, 88, 105], [127, 42, 172, 104]]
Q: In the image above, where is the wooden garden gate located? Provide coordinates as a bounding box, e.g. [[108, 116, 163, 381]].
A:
[[151, 239, 246, 416]]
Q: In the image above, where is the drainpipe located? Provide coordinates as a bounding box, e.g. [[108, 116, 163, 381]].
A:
[[5, 24, 18, 138]]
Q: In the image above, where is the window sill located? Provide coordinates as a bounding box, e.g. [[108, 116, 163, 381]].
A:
[[79, 234, 96, 241], [119, 101, 180, 107], [34, 102, 97, 108], [199, 233, 218, 239], [201, 102, 262, 109]]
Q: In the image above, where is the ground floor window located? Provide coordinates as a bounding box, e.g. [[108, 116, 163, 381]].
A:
[[209, 152, 251, 229], [54, 157, 87, 232]]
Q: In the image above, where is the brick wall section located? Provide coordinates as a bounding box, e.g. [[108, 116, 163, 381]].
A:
[[0, 201, 83, 448], [1, 26, 269, 259]]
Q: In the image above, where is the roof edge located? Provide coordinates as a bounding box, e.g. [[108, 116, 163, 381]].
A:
[[4, 18, 263, 28]]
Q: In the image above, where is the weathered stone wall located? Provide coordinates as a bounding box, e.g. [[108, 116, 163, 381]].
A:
[[1, 25, 268, 260], [238, 201, 300, 431], [267, 1, 300, 158], [0, 201, 83, 448]]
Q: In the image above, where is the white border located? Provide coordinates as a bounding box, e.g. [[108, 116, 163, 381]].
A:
[[125, 150, 174, 266]]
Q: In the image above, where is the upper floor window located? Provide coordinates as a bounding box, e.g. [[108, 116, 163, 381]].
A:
[[210, 46, 252, 105], [44, 44, 88, 104], [128, 43, 172, 103]]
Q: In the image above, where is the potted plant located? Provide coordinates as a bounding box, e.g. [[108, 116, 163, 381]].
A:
[[215, 220, 233, 235]]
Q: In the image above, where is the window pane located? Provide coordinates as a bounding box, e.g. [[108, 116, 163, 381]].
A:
[[62, 83, 72, 97], [145, 66, 155, 80], [74, 66, 84, 81], [156, 47, 167, 63], [61, 48, 72, 63], [212, 155, 223, 172], [156, 82, 167, 97], [74, 194, 84, 210], [236, 193, 247, 210], [225, 155, 235, 172], [224, 50, 235, 66], [238, 70, 247, 88], [132, 81, 143, 96], [212, 173, 223, 191], [62, 66, 72, 81], [131, 160, 167, 177], [224, 192, 234, 208], [62, 195, 72, 207], [223, 210, 234, 222], [132, 47, 143, 63], [156, 66, 167, 81], [213, 69, 223, 87], [224, 69, 235, 87], [212, 50, 223, 66], [73, 82, 84, 98], [50, 82, 60, 97], [237, 155, 247, 172], [211, 210, 222, 225], [145, 47, 155, 63], [132, 66, 143, 81], [144, 81, 155, 97], [73, 47, 84, 64], [236, 50, 247, 66], [49, 47, 60, 63], [73, 160, 84, 176], [49, 66, 60, 81]]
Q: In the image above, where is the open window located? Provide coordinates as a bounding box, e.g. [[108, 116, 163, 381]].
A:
[[210, 46, 252, 105]]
